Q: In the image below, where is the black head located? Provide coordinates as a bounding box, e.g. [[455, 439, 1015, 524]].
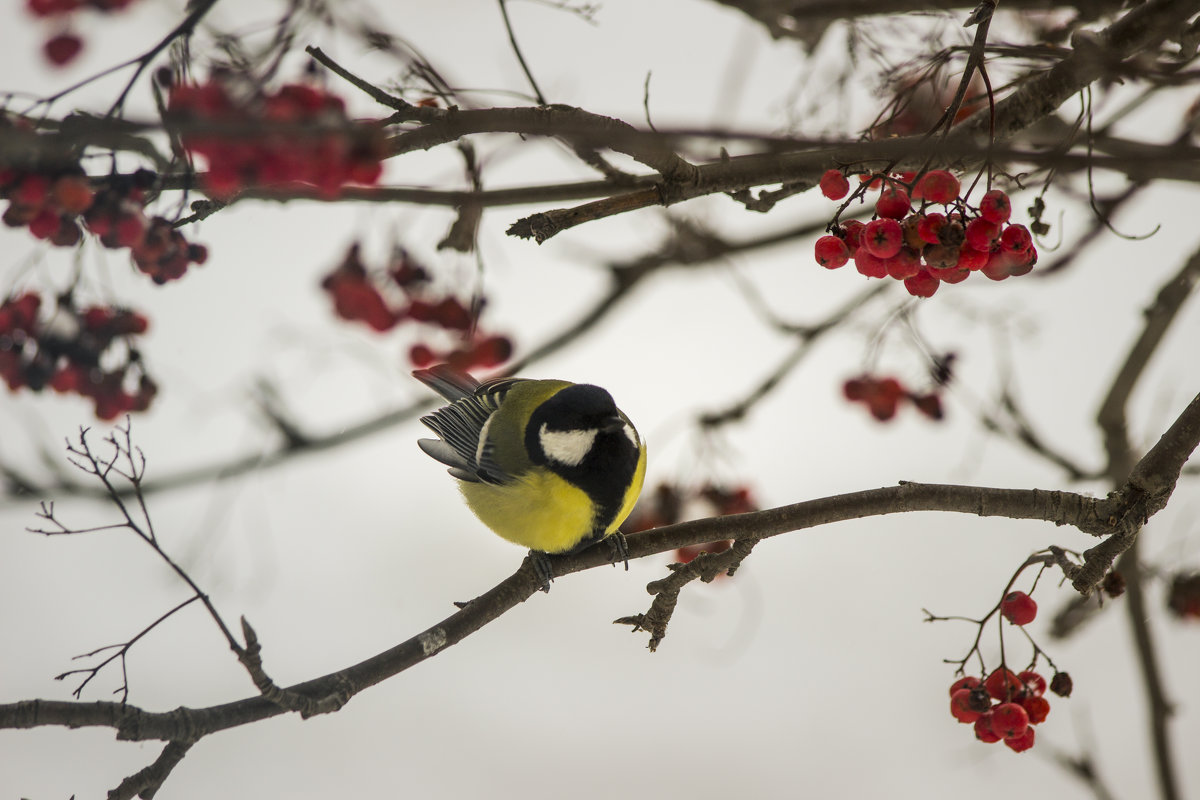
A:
[[524, 383, 640, 530], [525, 383, 634, 472], [535, 384, 619, 433]]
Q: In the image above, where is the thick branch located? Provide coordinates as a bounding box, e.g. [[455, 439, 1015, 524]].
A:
[[386, 105, 699, 185], [7, 470, 1193, 742]]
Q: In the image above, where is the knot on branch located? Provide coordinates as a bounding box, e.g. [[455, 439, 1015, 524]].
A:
[[238, 617, 351, 718], [614, 539, 757, 652]]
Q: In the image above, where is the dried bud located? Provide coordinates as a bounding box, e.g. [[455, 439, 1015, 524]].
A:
[[1049, 672, 1073, 698]]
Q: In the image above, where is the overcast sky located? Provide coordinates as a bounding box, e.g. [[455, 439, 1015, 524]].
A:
[[2, 2, 1200, 798]]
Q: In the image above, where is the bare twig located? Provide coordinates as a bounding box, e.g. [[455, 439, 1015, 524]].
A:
[[497, 0, 548, 105], [106, 740, 193, 800], [614, 539, 758, 651], [55, 596, 200, 702]]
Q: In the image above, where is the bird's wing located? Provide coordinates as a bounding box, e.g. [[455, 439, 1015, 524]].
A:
[[418, 373, 523, 484]]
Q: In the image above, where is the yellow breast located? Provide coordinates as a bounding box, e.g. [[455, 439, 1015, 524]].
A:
[[460, 470, 596, 554]]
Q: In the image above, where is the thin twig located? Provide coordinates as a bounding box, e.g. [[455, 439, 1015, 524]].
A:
[[497, 0, 548, 105]]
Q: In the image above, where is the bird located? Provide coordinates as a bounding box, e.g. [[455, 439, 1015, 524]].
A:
[[414, 364, 646, 591]]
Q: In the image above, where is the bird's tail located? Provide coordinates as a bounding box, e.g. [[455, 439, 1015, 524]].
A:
[[412, 364, 481, 401]]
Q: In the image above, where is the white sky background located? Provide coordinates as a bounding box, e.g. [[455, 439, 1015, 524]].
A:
[[2, 1, 1200, 798]]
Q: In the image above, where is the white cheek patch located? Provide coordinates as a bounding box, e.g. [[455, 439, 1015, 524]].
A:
[[540, 424, 597, 467]]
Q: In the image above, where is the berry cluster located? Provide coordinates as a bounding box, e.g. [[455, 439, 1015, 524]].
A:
[[624, 482, 759, 577], [929, 559, 1077, 755], [167, 78, 387, 200], [0, 136, 209, 285], [1, 167, 93, 247], [320, 244, 513, 372], [25, 0, 139, 66], [1167, 572, 1200, 620], [948, 666, 1071, 753], [815, 170, 1037, 297], [84, 170, 208, 283], [842, 375, 942, 422], [0, 291, 157, 419]]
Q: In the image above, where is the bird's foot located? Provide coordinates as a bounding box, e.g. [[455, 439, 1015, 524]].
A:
[[529, 550, 555, 593]]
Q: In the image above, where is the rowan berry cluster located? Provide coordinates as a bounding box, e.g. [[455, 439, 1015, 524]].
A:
[[1, 167, 92, 247], [0, 291, 157, 419], [948, 665, 1071, 753], [1167, 572, 1200, 620], [25, 0, 139, 66], [624, 482, 759, 576], [320, 244, 512, 372], [166, 78, 387, 200], [1, 157, 208, 285], [842, 375, 942, 422], [931, 568, 1075, 755], [815, 169, 1037, 297]]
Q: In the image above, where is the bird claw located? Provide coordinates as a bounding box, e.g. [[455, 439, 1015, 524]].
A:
[[606, 531, 629, 571], [529, 550, 555, 593]]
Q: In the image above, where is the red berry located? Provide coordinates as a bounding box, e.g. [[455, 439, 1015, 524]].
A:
[[915, 170, 960, 204], [866, 378, 903, 421], [843, 378, 869, 401], [864, 218, 902, 258], [27, 0, 80, 18], [929, 265, 969, 284], [409, 343, 435, 367], [50, 217, 82, 247], [1008, 246, 1037, 277], [985, 668, 1022, 701], [922, 244, 958, 270], [51, 174, 94, 214], [44, 33, 83, 66], [979, 189, 1012, 223], [1004, 725, 1036, 753], [1000, 223, 1032, 253], [965, 218, 1000, 252], [406, 299, 436, 323], [853, 246, 888, 279], [470, 335, 512, 368], [433, 297, 472, 331], [1017, 670, 1047, 697], [28, 208, 61, 239], [48, 364, 82, 393], [974, 713, 1001, 744], [1001, 591, 1038, 625], [819, 169, 849, 200], [839, 220, 866, 250], [950, 690, 982, 724], [111, 311, 149, 335], [814, 235, 850, 269], [14, 174, 51, 208], [903, 269, 939, 298], [875, 185, 911, 220], [954, 246, 988, 271], [1021, 695, 1050, 725], [916, 212, 947, 245], [980, 249, 1017, 281], [991, 702, 1029, 738], [885, 246, 921, 280], [115, 214, 146, 247]]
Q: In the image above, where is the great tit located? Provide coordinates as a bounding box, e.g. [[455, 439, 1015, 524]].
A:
[[414, 365, 647, 590]]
